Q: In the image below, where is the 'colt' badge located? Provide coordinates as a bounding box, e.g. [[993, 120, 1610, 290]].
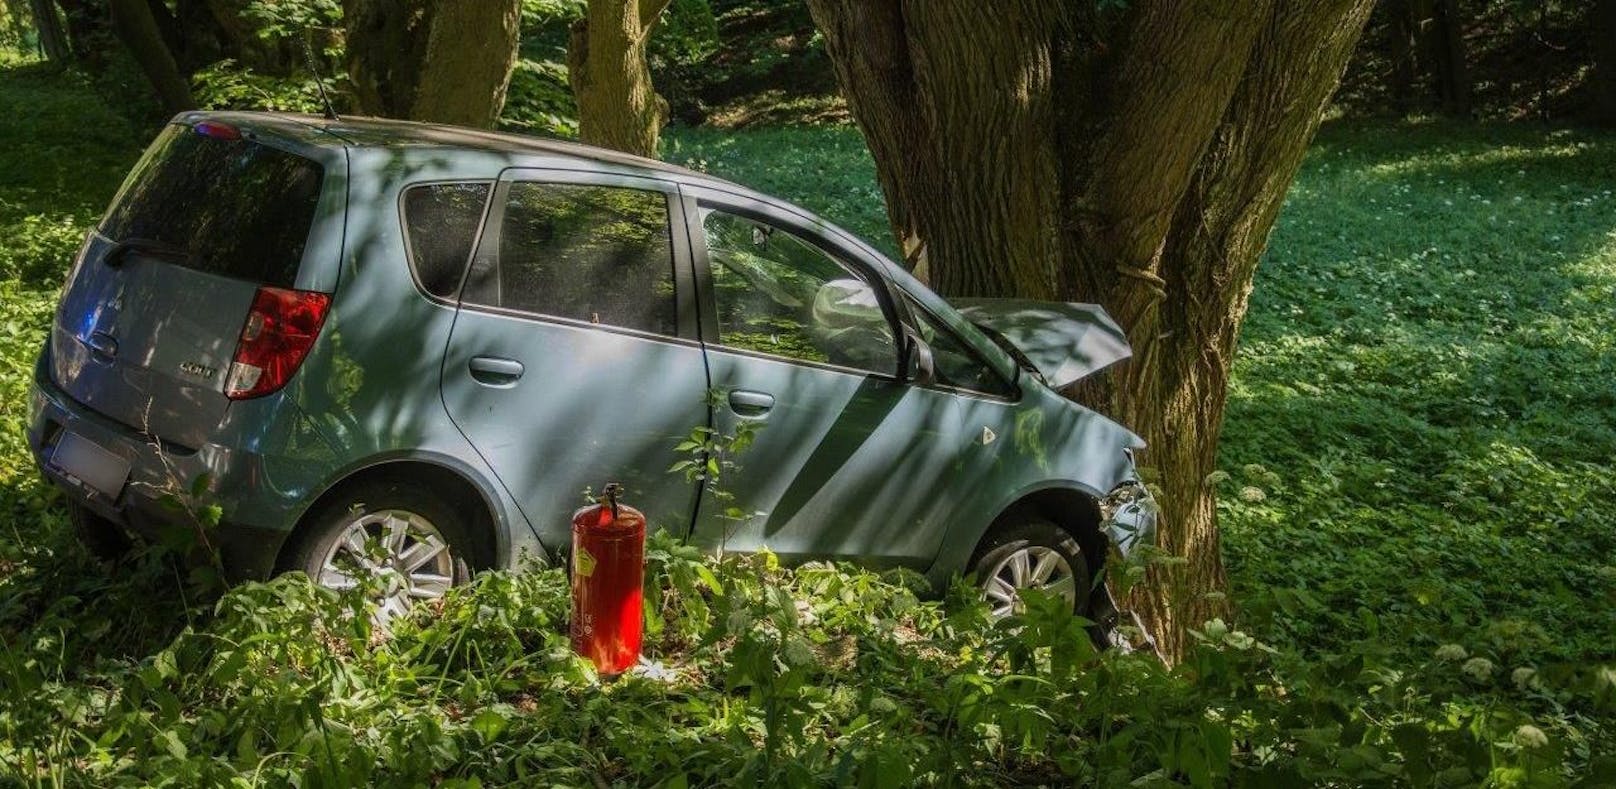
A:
[[179, 361, 217, 380], [979, 426, 997, 446]]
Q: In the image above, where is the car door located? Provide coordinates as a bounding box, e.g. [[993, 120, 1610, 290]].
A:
[[683, 184, 1008, 569], [440, 169, 709, 552]]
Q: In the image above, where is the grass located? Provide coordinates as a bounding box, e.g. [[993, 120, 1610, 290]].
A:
[[0, 60, 1613, 785]]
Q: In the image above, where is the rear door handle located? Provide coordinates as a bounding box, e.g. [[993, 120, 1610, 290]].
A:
[[468, 356, 524, 387], [728, 389, 775, 417]]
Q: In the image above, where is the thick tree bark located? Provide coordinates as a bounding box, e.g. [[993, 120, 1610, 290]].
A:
[[1085, 0, 1378, 660], [108, 0, 193, 114], [808, 0, 1375, 661], [344, 0, 521, 128], [567, 0, 673, 157], [26, 0, 68, 63]]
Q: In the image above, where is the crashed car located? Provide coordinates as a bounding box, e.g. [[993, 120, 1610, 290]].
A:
[[29, 112, 1156, 643]]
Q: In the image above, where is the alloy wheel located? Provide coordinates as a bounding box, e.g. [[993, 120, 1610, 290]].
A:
[[981, 545, 1078, 621], [316, 509, 456, 626]]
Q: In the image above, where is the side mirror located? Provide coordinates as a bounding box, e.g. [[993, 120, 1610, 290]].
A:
[[904, 331, 935, 387]]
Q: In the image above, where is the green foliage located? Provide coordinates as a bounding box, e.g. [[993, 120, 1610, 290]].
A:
[[499, 0, 587, 137], [241, 0, 343, 42], [0, 62, 141, 285], [191, 59, 342, 115], [501, 58, 578, 138]]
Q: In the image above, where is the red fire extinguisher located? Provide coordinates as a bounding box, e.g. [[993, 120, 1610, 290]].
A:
[[570, 482, 646, 676]]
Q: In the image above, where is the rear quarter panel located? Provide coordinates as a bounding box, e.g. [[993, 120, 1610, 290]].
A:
[[283, 147, 544, 568]]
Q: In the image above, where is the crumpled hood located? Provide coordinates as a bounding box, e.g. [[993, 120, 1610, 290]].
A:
[[953, 298, 1132, 390]]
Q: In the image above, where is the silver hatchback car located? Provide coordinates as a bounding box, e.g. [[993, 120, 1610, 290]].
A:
[[29, 112, 1155, 640]]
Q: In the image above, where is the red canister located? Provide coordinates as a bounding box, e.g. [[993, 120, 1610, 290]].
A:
[[569, 483, 646, 676]]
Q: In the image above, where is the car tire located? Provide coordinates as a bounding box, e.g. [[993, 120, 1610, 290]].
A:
[[283, 479, 473, 625], [68, 501, 134, 562], [970, 517, 1097, 631]]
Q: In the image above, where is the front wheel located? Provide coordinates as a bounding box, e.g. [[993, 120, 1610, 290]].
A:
[[283, 480, 472, 627], [970, 518, 1092, 623]]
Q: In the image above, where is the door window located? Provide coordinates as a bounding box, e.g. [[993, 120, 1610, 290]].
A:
[[702, 209, 895, 375], [462, 182, 677, 336]]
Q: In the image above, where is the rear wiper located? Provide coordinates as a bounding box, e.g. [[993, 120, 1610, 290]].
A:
[[104, 237, 189, 268]]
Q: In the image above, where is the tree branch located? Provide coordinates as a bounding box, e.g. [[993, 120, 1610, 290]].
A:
[[638, 0, 672, 40]]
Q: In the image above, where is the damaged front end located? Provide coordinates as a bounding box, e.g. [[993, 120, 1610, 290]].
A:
[[1093, 461, 1161, 654]]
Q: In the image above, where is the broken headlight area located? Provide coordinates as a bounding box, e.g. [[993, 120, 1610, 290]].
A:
[[1101, 479, 1157, 558]]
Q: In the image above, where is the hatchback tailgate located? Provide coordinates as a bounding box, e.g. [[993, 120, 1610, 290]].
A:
[[49, 119, 333, 448]]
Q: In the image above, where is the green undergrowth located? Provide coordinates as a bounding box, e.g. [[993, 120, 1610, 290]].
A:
[[1, 64, 1614, 786]]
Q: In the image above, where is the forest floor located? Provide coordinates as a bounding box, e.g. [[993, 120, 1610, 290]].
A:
[[1, 58, 1614, 784]]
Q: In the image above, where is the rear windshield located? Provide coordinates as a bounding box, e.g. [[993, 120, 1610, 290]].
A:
[[100, 123, 325, 288]]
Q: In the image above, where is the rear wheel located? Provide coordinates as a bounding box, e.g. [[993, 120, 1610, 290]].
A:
[[970, 518, 1093, 624], [284, 480, 472, 628]]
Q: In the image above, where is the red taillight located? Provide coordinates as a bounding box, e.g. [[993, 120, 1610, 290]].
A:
[[193, 121, 241, 141], [225, 286, 330, 400]]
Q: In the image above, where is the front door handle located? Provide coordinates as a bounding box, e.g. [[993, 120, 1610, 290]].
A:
[[468, 356, 524, 387], [728, 389, 775, 417]]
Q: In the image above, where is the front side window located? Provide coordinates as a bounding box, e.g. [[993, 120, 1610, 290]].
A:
[[703, 209, 895, 375], [462, 182, 677, 336]]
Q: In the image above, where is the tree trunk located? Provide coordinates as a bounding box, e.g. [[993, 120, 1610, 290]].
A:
[[1593, 0, 1616, 126], [808, 0, 1375, 661], [1431, 0, 1470, 115], [567, 0, 673, 157], [1080, 0, 1378, 660], [344, 0, 522, 128], [108, 0, 193, 114], [26, 0, 68, 63], [1409, 0, 1470, 116], [54, 0, 107, 67], [1388, 0, 1418, 112]]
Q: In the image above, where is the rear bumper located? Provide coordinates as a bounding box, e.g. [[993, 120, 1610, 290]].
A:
[[28, 358, 295, 581]]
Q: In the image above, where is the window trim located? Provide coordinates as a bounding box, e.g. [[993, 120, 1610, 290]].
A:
[[396, 179, 495, 307], [684, 190, 904, 381], [455, 168, 698, 342]]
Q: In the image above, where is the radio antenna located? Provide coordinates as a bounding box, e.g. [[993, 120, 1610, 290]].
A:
[[300, 34, 340, 121]]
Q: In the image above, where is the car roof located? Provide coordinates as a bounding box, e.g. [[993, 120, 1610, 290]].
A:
[[180, 110, 721, 184]]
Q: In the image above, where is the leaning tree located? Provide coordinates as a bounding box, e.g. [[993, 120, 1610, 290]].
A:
[[805, 0, 1376, 659], [567, 0, 674, 157]]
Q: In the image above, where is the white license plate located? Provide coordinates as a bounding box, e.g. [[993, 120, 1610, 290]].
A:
[[49, 432, 130, 500]]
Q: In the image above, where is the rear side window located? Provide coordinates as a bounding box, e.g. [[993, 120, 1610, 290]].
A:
[[462, 182, 677, 336], [402, 182, 490, 299], [100, 124, 325, 288]]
